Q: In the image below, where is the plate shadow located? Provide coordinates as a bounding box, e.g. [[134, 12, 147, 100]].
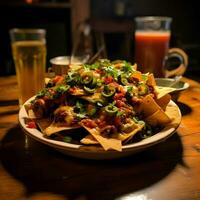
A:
[[0, 124, 184, 200]]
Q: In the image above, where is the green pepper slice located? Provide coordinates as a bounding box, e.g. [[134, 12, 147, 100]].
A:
[[138, 83, 149, 96], [81, 72, 93, 85], [91, 77, 97, 88], [119, 74, 129, 85], [105, 104, 118, 116], [101, 85, 116, 98], [84, 85, 96, 94]]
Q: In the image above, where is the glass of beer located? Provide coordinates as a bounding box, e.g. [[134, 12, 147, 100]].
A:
[[10, 28, 46, 106]]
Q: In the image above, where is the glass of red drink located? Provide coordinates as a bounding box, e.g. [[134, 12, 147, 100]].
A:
[[134, 16, 187, 78]]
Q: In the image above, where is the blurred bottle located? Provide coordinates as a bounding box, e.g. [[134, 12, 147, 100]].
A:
[[114, 0, 125, 17], [74, 21, 93, 57]]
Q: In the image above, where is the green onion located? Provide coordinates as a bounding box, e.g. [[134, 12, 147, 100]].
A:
[[65, 72, 80, 86], [122, 61, 133, 72], [55, 85, 70, 93]]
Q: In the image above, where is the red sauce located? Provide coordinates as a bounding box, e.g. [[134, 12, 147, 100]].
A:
[[134, 31, 170, 77]]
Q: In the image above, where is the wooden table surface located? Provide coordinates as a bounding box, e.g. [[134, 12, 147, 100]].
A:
[[0, 75, 200, 200]]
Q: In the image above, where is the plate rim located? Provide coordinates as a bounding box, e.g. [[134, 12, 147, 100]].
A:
[[19, 97, 181, 154]]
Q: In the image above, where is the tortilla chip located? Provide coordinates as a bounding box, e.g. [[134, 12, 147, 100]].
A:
[[131, 71, 142, 81], [145, 109, 171, 127], [26, 109, 37, 119], [24, 104, 36, 118], [81, 92, 102, 103], [155, 94, 171, 110], [132, 63, 137, 70], [136, 95, 164, 118], [43, 122, 80, 136], [146, 73, 156, 87], [113, 122, 144, 141], [155, 86, 177, 99], [80, 123, 122, 151], [69, 87, 86, 96], [36, 118, 52, 132], [165, 103, 181, 127], [81, 134, 99, 145]]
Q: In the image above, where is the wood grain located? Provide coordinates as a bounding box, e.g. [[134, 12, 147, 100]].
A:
[[0, 76, 200, 200]]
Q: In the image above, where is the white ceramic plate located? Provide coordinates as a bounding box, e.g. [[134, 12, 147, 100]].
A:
[[19, 98, 181, 160]]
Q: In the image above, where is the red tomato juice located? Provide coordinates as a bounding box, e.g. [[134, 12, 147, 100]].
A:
[[134, 31, 170, 77]]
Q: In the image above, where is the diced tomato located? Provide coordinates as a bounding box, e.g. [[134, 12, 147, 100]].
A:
[[114, 116, 121, 126], [82, 119, 97, 129], [26, 121, 36, 129], [42, 96, 49, 101], [115, 100, 126, 108], [104, 76, 113, 84], [114, 92, 125, 101], [95, 69, 104, 75], [37, 98, 46, 105], [52, 75, 64, 84], [117, 85, 126, 94], [95, 119, 106, 128], [69, 87, 77, 94], [109, 81, 119, 88]]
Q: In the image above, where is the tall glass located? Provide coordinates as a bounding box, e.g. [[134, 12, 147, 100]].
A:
[[134, 17, 172, 77], [10, 28, 46, 106]]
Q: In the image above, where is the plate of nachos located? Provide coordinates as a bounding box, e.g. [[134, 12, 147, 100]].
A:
[[19, 59, 181, 159]]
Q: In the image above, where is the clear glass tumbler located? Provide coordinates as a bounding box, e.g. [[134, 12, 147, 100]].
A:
[[10, 28, 47, 106]]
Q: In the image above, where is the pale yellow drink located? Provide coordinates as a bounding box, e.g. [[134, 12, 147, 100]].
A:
[[12, 40, 46, 105]]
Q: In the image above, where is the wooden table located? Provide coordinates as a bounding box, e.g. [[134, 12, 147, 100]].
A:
[[0, 75, 200, 200]]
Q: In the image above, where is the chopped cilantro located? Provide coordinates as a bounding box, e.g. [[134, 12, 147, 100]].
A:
[[122, 61, 133, 73], [55, 85, 69, 93], [76, 113, 86, 120], [103, 66, 119, 80], [127, 86, 133, 93], [65, 72, 80, 86], [36, 88, 54, 99], [116, 110, 124, 117], [142, 74, 148, 81], [75, 100, 85, 113]]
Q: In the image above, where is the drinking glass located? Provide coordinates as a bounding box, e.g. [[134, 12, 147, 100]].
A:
[[134, 16, 188, 77], [10, 28, 47, 106]]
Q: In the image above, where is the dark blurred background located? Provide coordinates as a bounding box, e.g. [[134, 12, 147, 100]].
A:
[[0, 0, 199, 81]]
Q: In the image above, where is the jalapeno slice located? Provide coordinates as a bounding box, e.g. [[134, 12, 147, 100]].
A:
[[101, 85, 116, 98], [105, 104, 118, 116], [91, 77, 97, 88], [83, 85, 96, 94], [138, 83, 149, 96], [119, 74, 129, 86], [81, 72, 93, 85]]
